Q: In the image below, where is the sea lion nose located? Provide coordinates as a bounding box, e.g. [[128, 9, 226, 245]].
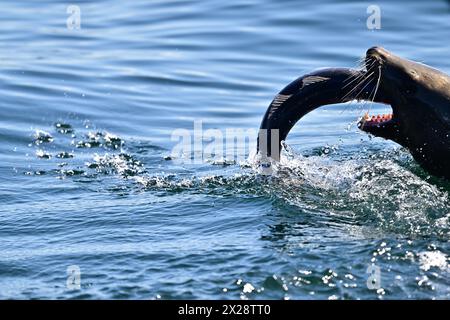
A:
[[366, 46, 389, 59], [365, 46, 390, 69]]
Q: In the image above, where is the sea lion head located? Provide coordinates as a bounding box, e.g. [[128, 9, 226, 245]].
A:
[[258, 47, 450, 178], [359, 47, 450, 177]]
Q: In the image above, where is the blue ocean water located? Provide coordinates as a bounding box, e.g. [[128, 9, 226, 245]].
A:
[[0, 0, 449, 299]]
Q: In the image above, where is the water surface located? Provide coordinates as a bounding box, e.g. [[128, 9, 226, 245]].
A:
[[0, 0, 449, 299]]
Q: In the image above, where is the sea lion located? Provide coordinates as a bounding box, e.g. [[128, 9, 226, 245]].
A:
[[258, 47, 450, 179]]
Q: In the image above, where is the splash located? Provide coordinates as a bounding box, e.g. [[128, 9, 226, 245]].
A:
[[418, 251, 449, 271], [28, 122, 450, 238]]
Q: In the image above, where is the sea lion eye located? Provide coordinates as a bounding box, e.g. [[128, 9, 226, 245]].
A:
[[409, 69, 419, 79]]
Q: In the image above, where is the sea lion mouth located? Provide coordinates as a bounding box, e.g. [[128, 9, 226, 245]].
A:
[[357, 47, 398, 137], [357, 111, 398, 139], [360, 113, 393, 127]]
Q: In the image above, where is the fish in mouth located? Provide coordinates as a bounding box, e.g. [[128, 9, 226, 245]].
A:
[[258, 47, 450, 179]]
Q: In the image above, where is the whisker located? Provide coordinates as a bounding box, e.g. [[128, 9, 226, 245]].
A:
[[342, 61, 376, 89], [342, 70, 371, 90], [341, 71, 374, 102], [353, 76, 375, 102], [339, 71, 375, 114], [343, 72, 366, 89], [342, 55, 371, 85], [340, 55, 377, 115], [367, 65, 382, 116]]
